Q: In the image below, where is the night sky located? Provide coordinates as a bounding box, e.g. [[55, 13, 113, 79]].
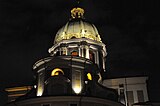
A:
[[0, 0, 160, 103]]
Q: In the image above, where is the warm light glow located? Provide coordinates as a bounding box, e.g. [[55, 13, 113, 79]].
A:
[[87, 73, 92, 80], [71, 7, 84, 18], [51, 68, 64, 76], [73, 85, 82, 94], [81, 29, 85, 35], [37, 88, 43, 96], [5, 86, 32, 92], [34, 85, 37, 89], [71, 51, 78, 56], [72, 71, 82, 94]]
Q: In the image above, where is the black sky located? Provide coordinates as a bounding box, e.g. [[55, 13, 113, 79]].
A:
[[0, 0, 160, 102]]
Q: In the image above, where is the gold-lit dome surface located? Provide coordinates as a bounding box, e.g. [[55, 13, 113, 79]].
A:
[[54, 7, 102, 44], [54, 19, 102, 44]]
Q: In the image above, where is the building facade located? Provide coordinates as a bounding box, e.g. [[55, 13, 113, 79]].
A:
[[103, 77, 149, 106], [5, 86, 32, 103], [6, 6, 124, 106]]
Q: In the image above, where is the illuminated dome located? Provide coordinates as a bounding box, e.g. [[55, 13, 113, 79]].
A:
[[54, 7, 102, 44]]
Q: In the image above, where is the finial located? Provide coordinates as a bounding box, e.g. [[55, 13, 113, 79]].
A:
[[71, 7, 84, 19], [70, 0, 84, 19]]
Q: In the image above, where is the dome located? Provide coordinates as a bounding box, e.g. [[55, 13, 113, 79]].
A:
[[54, 8, 102, 44]]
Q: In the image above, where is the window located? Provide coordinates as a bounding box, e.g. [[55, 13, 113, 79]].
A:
[[98, 51, 103, 70], [71, 36, 76, 39], [119, 84, 124, 88], [51, 68, 64, 76], [137, 90, 144, 102], [127, 91, 134, 106], [119, 88, 125, 105], [82, 48, 86, 57], [55, 51, 60, 56], [71, 51, 78, 56], [68, 47, 79, 56], [89, 50, 95, 62]]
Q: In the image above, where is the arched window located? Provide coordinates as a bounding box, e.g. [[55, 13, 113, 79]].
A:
[[89, 50, 95, 62], [51, 68, 64, 76], [55, 51, 60, 56], [71, 51, 78, 56], [71, 36, 76, 39]]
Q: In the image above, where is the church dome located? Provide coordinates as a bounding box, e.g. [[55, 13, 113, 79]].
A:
[[54, 7, 102, 44]]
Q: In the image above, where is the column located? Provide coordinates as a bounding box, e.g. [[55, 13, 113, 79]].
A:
[[78, 46, 81, 57], [96, 51, 99, 67], [143, 84, 149, 101], [65, 47, 68, 55], [102, 56, 106, 71], [133, 90, 138, 103], [37, 68, 45, 96], [85, 45, 89, 59]]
